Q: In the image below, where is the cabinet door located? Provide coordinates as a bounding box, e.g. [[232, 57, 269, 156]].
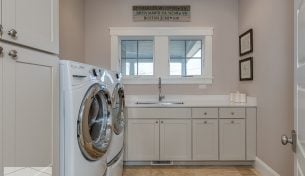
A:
[[219, 119, 245, 160], [127, 119, 159, 161], [2, 0, 59, 53], [160, 119, 191, 161], [2, 43, 59, 175], [0, 0, 2, 37], [0, 43, 3, 176], [192, 119, 218, 160]]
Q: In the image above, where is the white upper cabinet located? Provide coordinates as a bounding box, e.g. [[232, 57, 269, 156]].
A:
[[1, 0, 59, 54]]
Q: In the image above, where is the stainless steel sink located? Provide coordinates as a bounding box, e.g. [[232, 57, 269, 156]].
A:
[[135, 101, 184, 105]]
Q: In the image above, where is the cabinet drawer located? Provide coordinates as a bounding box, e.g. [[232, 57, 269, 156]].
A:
[[192, 108, 218, 119], [127, 108, 191, 119], [219, 108, 245, 119]]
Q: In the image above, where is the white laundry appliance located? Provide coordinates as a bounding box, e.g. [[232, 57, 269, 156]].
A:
[[60, 60, 113, 176], [102, 71, 125, 176]]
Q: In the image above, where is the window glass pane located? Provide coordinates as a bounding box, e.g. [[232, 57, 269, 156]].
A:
[[170, 41, 185, 59], [186, 40, 202, 58], [121, 41, 137, 59], [121, 40, 154, 76], [121, 59, 137, 76], [170, 63, 182, 75], [170, 39, 202, 76], [170, 59, 186, 76], [138, 59, 153, 75], [186, 59, 201, 75], [138, 41, 153, 59]]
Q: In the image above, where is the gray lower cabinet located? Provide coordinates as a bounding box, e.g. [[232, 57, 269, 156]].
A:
[[126, 107, 256, 162], [219, 119, 246, 160], [126, 119, 159, 161], [160, 119, 192, 160], [192, 119, 218, 160]]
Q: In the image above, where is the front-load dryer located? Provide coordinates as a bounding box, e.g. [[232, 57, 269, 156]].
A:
[[102, 71, 125, 176], [60, 60, 113, 176]]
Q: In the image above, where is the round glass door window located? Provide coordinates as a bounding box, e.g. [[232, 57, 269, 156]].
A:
[[77, 83, 112, 161], [112, 84, 125, 135]]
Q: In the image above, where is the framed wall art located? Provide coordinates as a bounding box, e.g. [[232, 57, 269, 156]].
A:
[[239, 29, 253, 56], [239, 57, 253, 81]]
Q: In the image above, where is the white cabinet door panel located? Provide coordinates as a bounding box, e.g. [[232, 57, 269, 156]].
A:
[[246, 108, 257, 160], [2, 0, 59, 53], [127, 119, 159, 161], [219, 119, 245, 160], [0, 42, 3, 176], [2, 43, 59, 174], [192, 119, 218, 160], [160, 119, 191, 160]]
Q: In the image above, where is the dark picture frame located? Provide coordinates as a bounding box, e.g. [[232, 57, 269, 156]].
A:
[[239, 57, 253, 81], [239, 29, 253, 56]]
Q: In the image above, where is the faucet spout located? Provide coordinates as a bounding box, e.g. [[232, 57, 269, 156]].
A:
[[158, 77, 165, 102]]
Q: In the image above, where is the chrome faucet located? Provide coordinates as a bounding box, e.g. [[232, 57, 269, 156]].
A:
[[158, 77, 165, 102]]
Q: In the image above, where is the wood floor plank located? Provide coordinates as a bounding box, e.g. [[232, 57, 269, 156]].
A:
[[123, 166, 260, 176]]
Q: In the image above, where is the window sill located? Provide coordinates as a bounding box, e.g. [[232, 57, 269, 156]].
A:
[[122, 76, 213, 85]]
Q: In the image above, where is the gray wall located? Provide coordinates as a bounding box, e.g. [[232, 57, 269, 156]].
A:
[[238, 0, 294, 176], [84, 0, 240, 95], [59, 0, 85, 62]]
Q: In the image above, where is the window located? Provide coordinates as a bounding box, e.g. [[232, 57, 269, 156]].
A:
[[110, 27, 213, 84], [170, 40, 203, 76], [121, 40, 154, 76]]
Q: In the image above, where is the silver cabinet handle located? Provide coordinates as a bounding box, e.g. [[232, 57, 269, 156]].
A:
[[204, 112, 207, 115], [231, 120, 235, 124], [231, 112, 235, 115], [156, 121, 158, 124], [161, 121, 164, 124], [8, 50, 18, 58], [204, 121, 207, 124], [0, 25, 3, 36], [8, 29, 17, 38], [0, 47, 3, 55]]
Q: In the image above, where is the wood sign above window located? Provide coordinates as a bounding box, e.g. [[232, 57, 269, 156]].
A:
[[133, 6, 191, 22]]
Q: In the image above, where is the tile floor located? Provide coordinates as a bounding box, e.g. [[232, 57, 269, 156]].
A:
[[123, 166, 260, 176], [4, 167, 52, 176]]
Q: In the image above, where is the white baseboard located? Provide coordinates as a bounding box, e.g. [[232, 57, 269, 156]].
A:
[[254, 157, 280, 176]]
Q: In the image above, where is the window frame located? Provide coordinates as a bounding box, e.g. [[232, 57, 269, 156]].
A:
[[110, 27, 213, 84]]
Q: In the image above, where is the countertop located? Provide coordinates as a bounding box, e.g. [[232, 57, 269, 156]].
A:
[[125, 95, 257, 108]]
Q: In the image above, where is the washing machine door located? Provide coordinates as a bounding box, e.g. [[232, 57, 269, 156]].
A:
[[78, 83, 112, 161], [112, 83, 125, 135]]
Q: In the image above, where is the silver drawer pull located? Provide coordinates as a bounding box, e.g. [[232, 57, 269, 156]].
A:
[[8, 50, 18, 58], [156, 121, 158, 124], [8, 29, 17, 38], [0, 47, 3, 55], [231, 112, 235, 115], [231, 120, 235, 124], [204, 121, 207, 124], [204, 112, 207, 115]]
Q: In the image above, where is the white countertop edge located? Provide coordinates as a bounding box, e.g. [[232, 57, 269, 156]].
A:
[[125, 95, 257, 108]]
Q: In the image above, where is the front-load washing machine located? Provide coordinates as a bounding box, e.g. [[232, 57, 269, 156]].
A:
[[60, 60, 113, 176], [102, 71, 125, 176]]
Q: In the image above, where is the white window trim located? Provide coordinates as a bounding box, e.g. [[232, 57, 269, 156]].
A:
[[110, 27, 214, 85]]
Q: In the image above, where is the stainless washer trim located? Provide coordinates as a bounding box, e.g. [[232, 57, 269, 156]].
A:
[[112, 83, 126, 135], [78, 83, 113, 161]]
